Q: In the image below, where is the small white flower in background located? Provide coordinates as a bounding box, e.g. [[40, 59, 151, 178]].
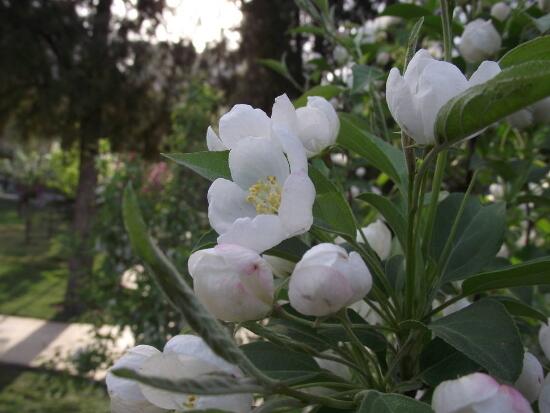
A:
[[208, 95, 315, 253], [188, 244, 274, 322], [272, 94, 340, 158], [540, 374, 550, 413], [330, 152, 348, 167], [508, 109, 534, 130], [540, 0, 550, 12], [262, 254, 295, 278], [491, 2, 511, 21], [333, 45, 349, 65], [120, 264, 144, 290], [386, 50, 500, 145], [514, 352, 544, 403], [106, 335, 252, 413], [350, 185, 361, 198], [355, 167, 366, 178], [288, 243, 372, 316], [358, 220, 392, 261], [349, 300, 383, 325], [458, 19, 501, 63], [376, 51, 390, 66], [539, 320, 550, 360], [532, 97, 550, 124], [432, 372, 533, 413], [441, 297, 470, 317]]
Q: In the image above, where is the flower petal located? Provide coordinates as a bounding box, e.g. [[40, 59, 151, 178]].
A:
[[228, 137, 290, 189], [218, 214, 287, 253], [539, 373, 550, 413], [432, 373, 500, 413], [278, 171, 315, 236], [307, 96, 340, 141], [219, 104, 271, 149], [271, 94, 298, 135], [469, 60, 501, 86], [272, 127, 307, 173], [207, 178, 256, 234], [514, 352, 543, 403], [206, 126, 226, 151]]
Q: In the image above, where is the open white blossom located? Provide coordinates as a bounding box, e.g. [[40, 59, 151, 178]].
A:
[[386, 50, 500, 145], [106, 336, 252, 413], [272, 94, 340, 157], [514, 352, 544, 403], [207, 97, 315, 253], [188, 244, 274, 322], [432, 372, 532, 413], [458, 19, 501, 63], [288, 243, 372, 316]]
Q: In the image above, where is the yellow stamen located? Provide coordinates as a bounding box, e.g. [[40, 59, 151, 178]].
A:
[[246, 175, 282, 214], [183, 395, 197, 409]]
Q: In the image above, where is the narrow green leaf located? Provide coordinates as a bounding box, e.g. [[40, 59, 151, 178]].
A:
[[462, 258, 550, 295], [435, 61, 550, 144], [309, 166, 356, 238], [404, 17, 425, 70], [240, 341, 320, 380], [294, 85, 344, 108], [357, 391, 433, 413], [337, 113, 406, 186], [351, 65, 384, 94], [493, 296, 548, 323], [429, 299, 523, 382], [258, 58, 290, 78], [163, 151, 231, 181], [499, 35, 550, 68], [356, 192, 407, 250], [122, 184, 246, 367], [265, 237, 310, 262], [192, 229, 218, 252]]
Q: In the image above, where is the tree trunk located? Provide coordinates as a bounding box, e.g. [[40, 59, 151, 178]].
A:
[[64, 138, 98, 317]]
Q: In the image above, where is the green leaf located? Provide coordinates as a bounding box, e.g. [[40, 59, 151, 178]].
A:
[[294, 85, 344, 108], [337, 113, 407, 186], [258, 58, 291, 79], [439, 200, 506, 283], [122, 184, 247, 367], [192, 229, 218, 252], [309, 166, 356, 238], [356, 192, 407, 250], [429, 299, 523, 382], [462, 258, 550, 295], [358, 391, 433, 413], [381, 4, 431, 18], [112, 368, 261, 395], [499, 36, 550, 68], [163, 151, 230, 181], [351, 65, 384, 94], [240, 341, 320, 380], [265, 237, 310, 262], [435, 61, 550, 144], [419, 338, 480, 386], [493, 296, 548, 323]]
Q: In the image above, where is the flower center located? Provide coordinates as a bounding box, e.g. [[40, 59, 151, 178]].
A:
[[246, 175, 282, 214], [183, 394, 197, 409]]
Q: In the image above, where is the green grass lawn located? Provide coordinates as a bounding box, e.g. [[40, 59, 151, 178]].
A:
[[0, 199, 70, 320], [0, 366, 109, 413]]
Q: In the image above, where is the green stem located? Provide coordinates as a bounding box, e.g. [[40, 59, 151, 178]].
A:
[[440, 0, 453, 62]]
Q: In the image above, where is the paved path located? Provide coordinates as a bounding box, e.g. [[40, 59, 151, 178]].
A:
[[0, 314, 134, 379]]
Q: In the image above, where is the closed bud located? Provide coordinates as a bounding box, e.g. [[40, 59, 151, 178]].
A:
[[539, 320, 550, 360], [358, 220, 392, 260], [288, 243, 372, 316], [459, 19, 501, 63], [432, 372, 532, 413], [539, 373, 550, 413], [515, 352, 543, 403], [491, 2, 511, 21], [188, 244, 274, 322]]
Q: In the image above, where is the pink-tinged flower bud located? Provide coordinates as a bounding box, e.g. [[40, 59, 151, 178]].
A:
[[515, 352, 544, 402], [432, 372, 533, 413], [188, 244, 274, 322], [288, 243, 372, 316], [539, 320, 550, 360]]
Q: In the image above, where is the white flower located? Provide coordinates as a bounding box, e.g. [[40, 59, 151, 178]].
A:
[[458, 19, 501, 63], [188, 244, 274, 322], [376, 51, 390, 66], [358, 220, 392, 260], [349, 300, 383, 325], [333, 45, 349, 65], [207, 100, 315, 253], [491, 2, 511, 21], [106, 335, 252, 413], [508, 109, 534, 129], [288, 243, 372, 316], [539, 320, 550, 360], [386, 50, 500, 145], [272, 94, 340, 157], [330, 152, 348, 166], [515, 352, 544, 403], [532, 97, 550, 124], [540, 373, 550, 413], [432, 372, 533, 413]]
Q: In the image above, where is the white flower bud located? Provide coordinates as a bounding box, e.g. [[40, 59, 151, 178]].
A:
[[358, 220, 392, 261], [458, 19, 501, 63], [507, 109, 534, 129], [288, 243, 372, 316], [386, 50, 499, 145], [295, 97, 340, 157], [432, 372, 532, 413], [491, 2, 511, 21], [539, 373, 550, 413], [532, 97, 550, 125], [515, 352, 544, 403], [376, 51, 390, 66], [188, 244, 274, 322], [333, 45, 349, 65], [539, 320, 550, 360]]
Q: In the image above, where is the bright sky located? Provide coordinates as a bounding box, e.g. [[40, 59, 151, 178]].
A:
[[111, 0, 243, 53]]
